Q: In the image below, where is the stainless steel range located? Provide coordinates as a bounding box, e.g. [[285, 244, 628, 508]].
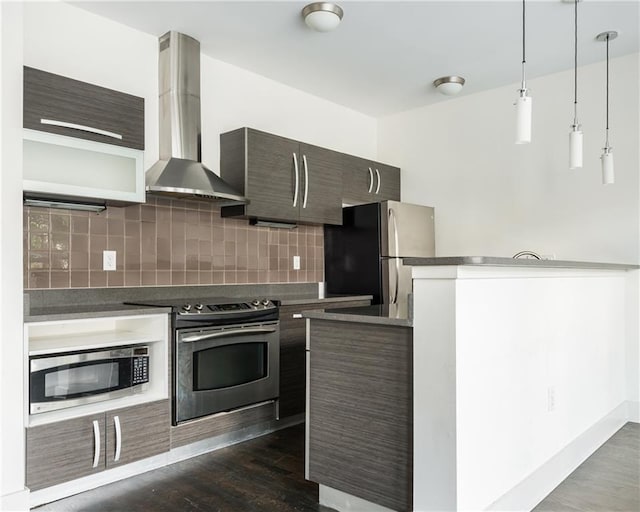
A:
[[126, 298, 279, 424]]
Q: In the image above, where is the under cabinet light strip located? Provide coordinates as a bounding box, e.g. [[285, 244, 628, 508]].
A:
[[40, 119, 123, 140], [24, 197, 106, 212]]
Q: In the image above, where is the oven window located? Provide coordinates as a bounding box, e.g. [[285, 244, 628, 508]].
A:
[[44, 362, 119, 397], [193, 342, 267, 391]]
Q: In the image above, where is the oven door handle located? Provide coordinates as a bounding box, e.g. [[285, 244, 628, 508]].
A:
[[180, 327, 278, 343]]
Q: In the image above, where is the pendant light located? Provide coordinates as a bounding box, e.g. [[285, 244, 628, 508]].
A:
[[515, 0, 532, 144], [597, 30, 618, 185], [569, 0, 582, 169]]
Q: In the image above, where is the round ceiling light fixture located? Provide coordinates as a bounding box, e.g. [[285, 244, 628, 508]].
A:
[[302, 2, 344, 32], [433, 76, 466, 96]]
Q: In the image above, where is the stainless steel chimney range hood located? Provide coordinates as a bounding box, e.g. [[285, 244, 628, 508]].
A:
[[145, 31, 246, 204]]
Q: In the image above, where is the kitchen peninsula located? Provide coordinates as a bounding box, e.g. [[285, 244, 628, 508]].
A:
[[304, 257, 637, 512]]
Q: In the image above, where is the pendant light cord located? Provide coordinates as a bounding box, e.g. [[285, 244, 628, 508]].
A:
[[573, 0, 578, 124], [606, 33, 610, 146], [521, 0, 527, 89]]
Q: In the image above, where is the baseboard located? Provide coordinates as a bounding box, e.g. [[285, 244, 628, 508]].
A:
[[29, 414, 304, 508], [1, 488, 30, 511], [486, 401, 629, 512], [627, 400, 640, 423], [319, 485, 396, 512]]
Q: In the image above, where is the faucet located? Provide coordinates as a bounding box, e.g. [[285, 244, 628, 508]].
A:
[[513, 250, 542, 260]]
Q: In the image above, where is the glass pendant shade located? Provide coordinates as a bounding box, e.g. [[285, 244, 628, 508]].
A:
[[569, 126, 583, 169], [601, 148, 614, 184], [515, 92, 532, 144]]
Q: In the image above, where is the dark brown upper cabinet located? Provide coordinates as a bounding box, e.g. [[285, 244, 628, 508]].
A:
[[23, 66, 144, 150], [220, 128, 343, 225], [342, 156, 401, 204]]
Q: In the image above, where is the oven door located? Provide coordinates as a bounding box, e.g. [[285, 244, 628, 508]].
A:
[[175, 321, 279, 424], [30, 347, 142, 414]]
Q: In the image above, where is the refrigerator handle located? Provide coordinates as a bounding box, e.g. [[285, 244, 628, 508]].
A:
[[389, 207, 401, 304], [292, 153, 300, 208]]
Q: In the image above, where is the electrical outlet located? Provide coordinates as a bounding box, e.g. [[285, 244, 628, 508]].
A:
[[293, 255, 301, 270], [103, 250, 116, 271], [547, 386, 556, 412]]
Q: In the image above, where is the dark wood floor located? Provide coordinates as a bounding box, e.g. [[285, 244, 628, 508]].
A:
[[36, 422, 639, 512], [35, 424, 334, 512], [534, 422, 640, 512]]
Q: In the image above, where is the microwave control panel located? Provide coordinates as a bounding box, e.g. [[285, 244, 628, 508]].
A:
[[132, 356, 149, 385]]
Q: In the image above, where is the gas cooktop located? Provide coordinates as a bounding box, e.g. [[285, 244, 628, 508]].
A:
[[125, 298, 277, 316]]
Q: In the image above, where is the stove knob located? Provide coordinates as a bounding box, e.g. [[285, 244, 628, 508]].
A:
[[194, 304, 204, 311], [251, 299, 261, 307], [182, 304, 192, 312], [261, 299, 271, 306]]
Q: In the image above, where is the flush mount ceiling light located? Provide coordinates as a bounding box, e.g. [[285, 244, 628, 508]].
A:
[[515, 0, 532, 144], [433, 76, 466, 96], [597, 30, 618, 185], [569, 0, 583, 169], [302, 2, 344, 32]]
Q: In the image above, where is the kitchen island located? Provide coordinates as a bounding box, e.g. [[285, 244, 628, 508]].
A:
[[410, 257, 638, 511], [303, 258, 638, 512]]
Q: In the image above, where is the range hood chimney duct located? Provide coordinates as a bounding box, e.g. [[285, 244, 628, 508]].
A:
[[145, 31, 246, 203]]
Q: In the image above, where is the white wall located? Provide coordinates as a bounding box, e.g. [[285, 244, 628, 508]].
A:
[[378, 54, 640, 265], [0, 2, 27, 509]]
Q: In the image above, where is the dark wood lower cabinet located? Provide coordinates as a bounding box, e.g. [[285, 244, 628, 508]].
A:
[[105, 401, 170, 467], [26, 399, 170, 491], [307, 319, 413, 511], [26, 414, 106, 490], [278, 300, 370, 419]]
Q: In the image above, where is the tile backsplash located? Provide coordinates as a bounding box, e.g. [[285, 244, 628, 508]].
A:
[[24, 196, 324, 289]]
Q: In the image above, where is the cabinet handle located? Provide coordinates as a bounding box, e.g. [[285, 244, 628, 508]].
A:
[[92, 420, 101, 468], [114, 415, 122, 462], [302, 155, 309, 209], [375, 168, 381, 194], [293, 153, 299, 208], [292, 313, 303, 319], [368, 167, 374, 193], [40, 119, 123, 140]]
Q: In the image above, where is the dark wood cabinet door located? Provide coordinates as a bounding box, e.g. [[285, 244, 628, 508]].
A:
[[278, 300, 371, 419], [343, 158, 401, 204], [26, 414, 106, 490], [342, 156, 376, 204], [373, 163, 401, 201], [245, 129, 301, 222], [23, 66, 144, 150], [298, 144, 343, 225], [308, 320, 413, 511], [105, 400, 170, 468]]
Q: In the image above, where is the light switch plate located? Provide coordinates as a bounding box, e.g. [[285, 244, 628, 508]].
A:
[[293, 255, 301, 270], [103, 250, 116, 271]]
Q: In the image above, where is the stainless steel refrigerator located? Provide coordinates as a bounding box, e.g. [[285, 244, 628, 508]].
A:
[[324, 200, 435, 306]]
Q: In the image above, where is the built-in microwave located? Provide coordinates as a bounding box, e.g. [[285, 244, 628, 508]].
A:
[[29, 345, 150, 414]]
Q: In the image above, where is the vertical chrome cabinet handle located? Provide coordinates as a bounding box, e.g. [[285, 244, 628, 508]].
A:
[[389, 208, 400, 303], [368, 167, 374, 193], [114, 415, 122, 462], [292, 153, 300, 208], [375, 168, 381, 194], [302, 155, 309, 209], [92, 420, 101, 468]]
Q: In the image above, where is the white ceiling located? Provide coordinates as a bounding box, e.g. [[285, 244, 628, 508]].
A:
[[71, 1, 640, 117]]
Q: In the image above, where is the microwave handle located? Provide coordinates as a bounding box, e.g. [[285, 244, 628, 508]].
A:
[[180, 326, 277, 343], [92, 420, 101, 468]]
